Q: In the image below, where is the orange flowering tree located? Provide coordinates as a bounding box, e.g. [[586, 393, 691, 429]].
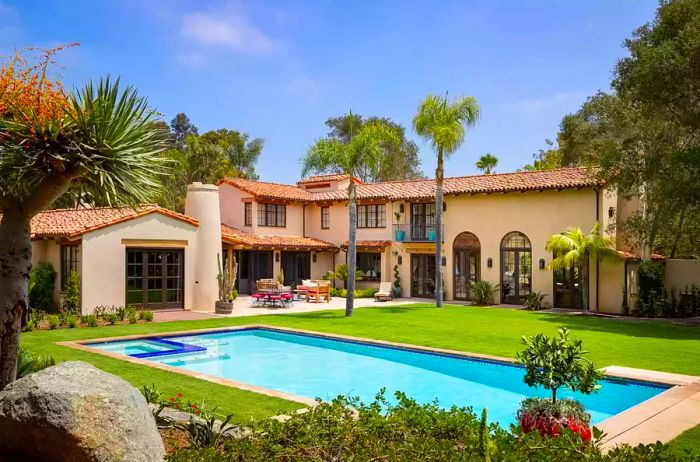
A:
[[0, 45, 169, 387]]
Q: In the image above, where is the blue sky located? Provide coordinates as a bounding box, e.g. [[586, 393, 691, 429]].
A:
[[1, 0, 658, 183]]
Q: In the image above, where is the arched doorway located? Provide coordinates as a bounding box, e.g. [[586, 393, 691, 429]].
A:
[[453, 232, 480, 300], [500, 232, 532, 304]]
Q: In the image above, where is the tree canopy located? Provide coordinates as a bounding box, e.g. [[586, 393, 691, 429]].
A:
[[323, 113, 423, 182]]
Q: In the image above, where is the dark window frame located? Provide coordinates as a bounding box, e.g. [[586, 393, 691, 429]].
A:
[[357, 252, 382, 281], [257, 203, 286, 227], [357, 204, 386, 228], [244, 202, 252, 226], [321, 206, 330, 229], [60, 244, 80, 291], [125, 248, 185, 309]]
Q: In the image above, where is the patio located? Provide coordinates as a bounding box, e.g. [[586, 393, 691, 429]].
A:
[[154, 296, 420, 322]]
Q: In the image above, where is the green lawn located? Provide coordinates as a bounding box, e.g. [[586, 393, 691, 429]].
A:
[[21, 303, 700, 427]]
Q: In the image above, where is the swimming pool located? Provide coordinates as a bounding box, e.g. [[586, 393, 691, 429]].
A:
[[88, 327, 668, 427]]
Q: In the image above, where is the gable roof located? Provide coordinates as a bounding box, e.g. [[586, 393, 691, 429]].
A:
[[221, 224, 337, 251], [217, 178, 313, 202], [219, 168, 600, 204], [27, 205, 199, 239]]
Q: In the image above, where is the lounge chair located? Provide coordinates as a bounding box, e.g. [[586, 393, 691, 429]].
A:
[[374, 282, 393, 301], [307, 280, 331, 303]]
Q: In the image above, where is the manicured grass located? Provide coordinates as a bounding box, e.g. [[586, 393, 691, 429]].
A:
[[22, 304, 700, 423], [669, 424, 700, 454]]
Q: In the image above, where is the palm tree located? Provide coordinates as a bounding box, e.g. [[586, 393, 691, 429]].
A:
[[413, 94, 480, 307], [0, 48, 168, 387], [476, 153, 498, 174], [302, 112, 398, 316], [545, 222, 620, 314]]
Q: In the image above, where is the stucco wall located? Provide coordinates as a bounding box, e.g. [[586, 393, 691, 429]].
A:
[[80, 214, 199, 314], [597, 260, 626, 313], [219, 183, 254, 230], [306, 202, 393, 245], [665, 259, 700, 291]]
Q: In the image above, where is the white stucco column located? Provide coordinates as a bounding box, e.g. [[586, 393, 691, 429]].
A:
[[184, 183, 221, 311]]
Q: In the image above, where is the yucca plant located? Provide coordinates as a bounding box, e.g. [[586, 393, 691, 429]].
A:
[[0, 46, 169, 387]]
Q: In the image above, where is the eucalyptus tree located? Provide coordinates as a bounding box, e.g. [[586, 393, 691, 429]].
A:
[[302, 113, 399, 316], [413, 94, 480, 307], [545, 223, 619, 314], [0, 49, 169, 386], [476, 153, 498, 174]]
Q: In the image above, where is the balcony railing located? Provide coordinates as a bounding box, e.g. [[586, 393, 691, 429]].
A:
[[393, 224, 444, 242]]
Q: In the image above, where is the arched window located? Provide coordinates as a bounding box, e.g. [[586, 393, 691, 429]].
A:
[[453, 232, 480, 300], [500, 232, 532, 304]]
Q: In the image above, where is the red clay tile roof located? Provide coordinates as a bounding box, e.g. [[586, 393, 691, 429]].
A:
[[617, 250, 666, 261], [221, 225, 337, 250], [221, 168, 599, 203], [296, 174, 362, 185], [217, 178, 313, 202], [341, 240, 392, 249], [26, 205, 199, 239]]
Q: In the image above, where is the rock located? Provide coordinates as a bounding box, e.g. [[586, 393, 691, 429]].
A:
[[0, 361, 164, 462]]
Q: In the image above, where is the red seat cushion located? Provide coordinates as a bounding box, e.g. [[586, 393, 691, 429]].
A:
[[252, 293, 265, 299]]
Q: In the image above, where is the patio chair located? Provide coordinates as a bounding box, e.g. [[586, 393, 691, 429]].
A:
[[374, 282, 393, 302], [307, 280, 331, 303]]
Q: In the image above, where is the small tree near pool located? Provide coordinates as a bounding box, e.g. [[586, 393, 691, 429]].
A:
[[516, 328, 604, 440]]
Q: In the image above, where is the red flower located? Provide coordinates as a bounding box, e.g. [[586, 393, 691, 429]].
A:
[[169, 397, 175, 402], [177, 393, 183, 398]]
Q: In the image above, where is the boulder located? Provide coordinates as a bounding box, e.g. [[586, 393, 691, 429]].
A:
[[0, 361, 164, 462]]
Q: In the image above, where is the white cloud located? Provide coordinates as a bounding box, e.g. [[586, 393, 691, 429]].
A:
[[180, 10, 274, 54]]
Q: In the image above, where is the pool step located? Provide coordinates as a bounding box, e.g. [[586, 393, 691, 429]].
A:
[[163, 353, 231, 366]]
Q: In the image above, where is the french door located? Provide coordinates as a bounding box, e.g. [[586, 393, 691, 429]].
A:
[[553, 259, 586, 309], [454, 250, 480, 300], [281, 251, 310, 286], [411, 254, 436, 298], [126, 249, 184, 309]]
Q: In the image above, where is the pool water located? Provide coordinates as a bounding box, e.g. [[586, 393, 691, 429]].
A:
[[88, 328, 667, 426]]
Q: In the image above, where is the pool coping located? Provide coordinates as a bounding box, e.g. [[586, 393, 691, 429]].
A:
[[57, 324, 700, 448]]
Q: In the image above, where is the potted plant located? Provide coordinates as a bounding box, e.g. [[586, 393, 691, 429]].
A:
[[215, 253, 238, 314], [391, 264, 402, 298], [394, 211, 405, 241], [515, 328, 603, 442]]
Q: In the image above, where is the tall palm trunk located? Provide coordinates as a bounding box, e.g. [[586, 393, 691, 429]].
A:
[[435, 149, 444, 308], [0, 209, 32, 388], [346, 181, 357, 317], [581, 256, 590, 315]]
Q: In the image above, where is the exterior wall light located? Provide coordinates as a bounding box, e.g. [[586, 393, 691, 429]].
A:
[[539, 258, 546, 270], [441, 256, 447, 266], [399, 203, 404, 213], [312, 253, 317, 263], [275, 252, 280, 262], [443, 202, 447, 212], [397, 256, 402, 265], [487, 257, 493, 268]]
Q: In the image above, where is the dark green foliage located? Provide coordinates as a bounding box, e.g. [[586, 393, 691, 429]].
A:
[[517, 328, 604, 403], [104, 313, 118, 325], [639, 261, 665, 303], [168, 391, 696, 462], [330, 288, 378, 298], [177, 414, 236, 450], [392, 264, 402, 297], [62, 270, 81, 316], [28, 262, 57, 312], [65, 314, 78, 328], [16, 347, 55, 380], [470, 280, 499, 305]]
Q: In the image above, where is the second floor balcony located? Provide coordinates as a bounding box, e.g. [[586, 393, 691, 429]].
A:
[[393, 223, 444, 242]]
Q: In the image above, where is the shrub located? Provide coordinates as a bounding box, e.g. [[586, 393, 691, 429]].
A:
[[168, 391, 693, 462], [28, 262, 57, 312], [330, 288, 378, 298], [470, 280, 499, 305], [115, 306, 127, 321], [16, 347, 56, 380], [326, 264, 364, 289], [62, 270, 81, 316], [47, 314, 59, 330], [139, 309, 154, 322], [177, 414, 236, 450], [639, 260, 665, 303], [104, 313, 118, 325], [66, 314, 78, 328], [82, 314, 98, 327], [127, 310, 138, 324], [392, 264, 402, 297], [524, 291, 547, 310]]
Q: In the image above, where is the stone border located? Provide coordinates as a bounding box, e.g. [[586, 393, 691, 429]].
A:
[[57, 324, 700, 448]]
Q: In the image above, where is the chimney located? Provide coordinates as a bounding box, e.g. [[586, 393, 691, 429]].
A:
[[184, 182, 221, 311]]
